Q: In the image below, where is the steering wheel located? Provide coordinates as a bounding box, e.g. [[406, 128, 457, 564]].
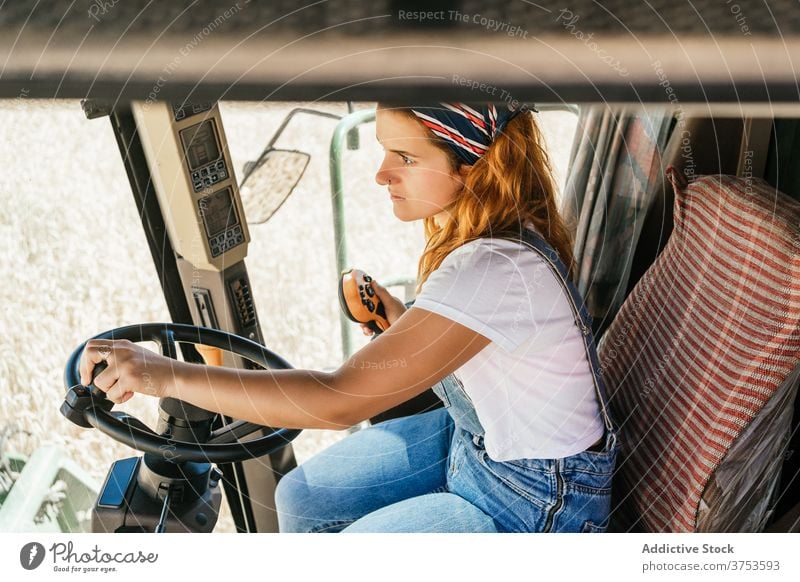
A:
[[61, 323, 301, 463]]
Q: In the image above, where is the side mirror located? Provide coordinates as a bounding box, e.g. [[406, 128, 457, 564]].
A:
[[239, 148, 310, 224]]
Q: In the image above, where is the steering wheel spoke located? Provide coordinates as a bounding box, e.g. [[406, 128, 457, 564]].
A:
[[62, 323, 300, 463], [207, 419, 271, 444], [110, 411, 159, 437], [157, 327, 179, 359]]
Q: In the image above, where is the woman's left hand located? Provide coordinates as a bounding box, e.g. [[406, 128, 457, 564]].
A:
[[79, 339, 180, 404]]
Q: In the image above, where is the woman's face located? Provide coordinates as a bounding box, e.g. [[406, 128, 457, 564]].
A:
[[375, 108, 469, 226]]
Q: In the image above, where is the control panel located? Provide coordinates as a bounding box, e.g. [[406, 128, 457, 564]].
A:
[[181, 119, 230, 192], [132, 101, 249, 271]]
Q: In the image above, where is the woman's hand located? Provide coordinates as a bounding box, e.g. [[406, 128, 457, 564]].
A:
[[78, 339, 181, 404], [360, 280, 408, 336]]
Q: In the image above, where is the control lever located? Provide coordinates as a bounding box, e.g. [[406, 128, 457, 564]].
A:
[[60, 361, 114, 428], [154, 488, 173, 533], [338, 269, 390, 335]]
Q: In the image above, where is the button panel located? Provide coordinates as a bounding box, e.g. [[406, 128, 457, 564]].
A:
[[209, 224, 244, 258], [173, 102, 212, 121], [192, 159, 229, 192]]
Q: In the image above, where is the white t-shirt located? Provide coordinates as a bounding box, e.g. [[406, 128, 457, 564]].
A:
[[413, 230, 605, 461]]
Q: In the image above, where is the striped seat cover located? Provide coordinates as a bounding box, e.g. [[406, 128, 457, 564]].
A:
[[599, 172, 800, 531]]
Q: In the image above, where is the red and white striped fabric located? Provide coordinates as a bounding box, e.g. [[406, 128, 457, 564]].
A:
[[600, 172, 800, 532]]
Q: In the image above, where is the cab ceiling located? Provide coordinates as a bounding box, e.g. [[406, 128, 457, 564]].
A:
[[1, 0, 799, 106]]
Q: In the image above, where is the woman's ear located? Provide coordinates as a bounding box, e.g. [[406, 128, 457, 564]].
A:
[[457, 164, 473, 181]]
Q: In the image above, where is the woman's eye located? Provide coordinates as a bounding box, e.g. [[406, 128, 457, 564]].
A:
[[399, 154, 414, 165]]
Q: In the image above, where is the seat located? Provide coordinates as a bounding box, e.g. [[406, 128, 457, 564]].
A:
[[626, 117, 746, 296], [599, 169, 800, 532]]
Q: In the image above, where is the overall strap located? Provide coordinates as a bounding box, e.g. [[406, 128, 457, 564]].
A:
[[494, 229, 616, 434]]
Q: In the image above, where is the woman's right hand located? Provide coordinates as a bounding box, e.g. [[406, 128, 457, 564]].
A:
[[360, 280, 408, 336]]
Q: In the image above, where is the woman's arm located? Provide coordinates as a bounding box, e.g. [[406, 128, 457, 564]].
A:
[[81, 307, 490, 430]]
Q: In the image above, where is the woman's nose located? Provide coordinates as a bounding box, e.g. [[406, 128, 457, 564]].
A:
[[375, 158, 394, 186]]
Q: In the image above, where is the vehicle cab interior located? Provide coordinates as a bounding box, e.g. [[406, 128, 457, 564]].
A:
[[0, 0, 798, 534]]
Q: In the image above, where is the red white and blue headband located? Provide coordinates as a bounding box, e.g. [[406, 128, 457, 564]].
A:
[[409, 102, 536, 166]]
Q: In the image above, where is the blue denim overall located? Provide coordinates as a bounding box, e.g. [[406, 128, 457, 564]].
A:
[[429, 228, 618, 532], [274, 229, 618, 533]]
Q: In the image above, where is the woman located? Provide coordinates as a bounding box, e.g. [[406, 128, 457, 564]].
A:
[[80, 102, 617, 533]]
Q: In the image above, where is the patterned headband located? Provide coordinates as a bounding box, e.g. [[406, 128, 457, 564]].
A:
[[409, 102, 537, 165]]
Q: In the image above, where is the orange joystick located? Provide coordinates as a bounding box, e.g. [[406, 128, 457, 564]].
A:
[[338, 269, 391, 334]]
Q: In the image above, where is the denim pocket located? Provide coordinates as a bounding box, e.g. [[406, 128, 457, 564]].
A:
[[563, 457, 615, 495], [476, 449, 555, 511], [560, 432, 618, 494]]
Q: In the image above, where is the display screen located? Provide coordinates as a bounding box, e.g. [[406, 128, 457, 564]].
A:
[[199, 188, 238, 238], [180, 120, 221, 170]]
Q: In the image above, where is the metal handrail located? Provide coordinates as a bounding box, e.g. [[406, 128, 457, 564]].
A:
[[329, 108, 383, 360]]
